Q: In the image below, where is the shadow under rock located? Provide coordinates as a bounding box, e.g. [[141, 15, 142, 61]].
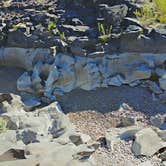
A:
[[57, 85, 166, 117], [0, 67, 24, 94]]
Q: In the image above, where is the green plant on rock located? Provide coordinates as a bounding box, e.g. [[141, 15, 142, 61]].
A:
[[48, 21, 66, 41], [0, 117, 7, 133], [48, 21, 56, 32], [98, 23, 112, 44], [58, 31, 66, 41]]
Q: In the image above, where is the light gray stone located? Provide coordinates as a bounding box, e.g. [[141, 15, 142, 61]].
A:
[[45, 65, 59, 94], [54, 53, 75, 68], [138, 160, 152, 166], [54, 67, 76, 93], [0, 93, 25, 113], [24, 142, 94, 166], [105, 126, 141, 150], [159, 151, 166, 161], [76, 62, 101, 90], [159, 78, 166, 91], [124, 64, 151, 83], [132, 128, 165, 156], [17, 72, 34, 93]]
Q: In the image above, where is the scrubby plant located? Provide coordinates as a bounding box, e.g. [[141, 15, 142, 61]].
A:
[[58, 31, 66, 41], [134, 1, 156, 27], [48, 21, 56, 32], [98, 23, 112, 44], [134, 0, 166, 27], [153, 0, 166, 23], [0, 117, 7, 133]]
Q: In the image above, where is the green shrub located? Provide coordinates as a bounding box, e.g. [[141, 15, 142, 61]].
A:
[[48, 21, 56, 32], [134, 0, 166, 27], [153, 0, 166, 23], [134, 1, 156, 27], [48, 21, 66, 41]]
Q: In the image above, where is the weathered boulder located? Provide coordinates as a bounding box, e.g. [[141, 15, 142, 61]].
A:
[[132, 128, 165, 156]]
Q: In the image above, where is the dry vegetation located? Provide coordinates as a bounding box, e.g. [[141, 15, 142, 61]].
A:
[[134, 0, 166, 27]]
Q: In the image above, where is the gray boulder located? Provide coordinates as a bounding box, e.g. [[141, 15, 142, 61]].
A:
[[132, 128, 165, 156]]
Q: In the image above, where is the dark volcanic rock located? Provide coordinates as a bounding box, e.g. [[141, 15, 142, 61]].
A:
[[99, 4, 128, 26], [0, 0, 165, 55]]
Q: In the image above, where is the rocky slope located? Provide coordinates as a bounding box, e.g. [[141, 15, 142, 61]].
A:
[[0, 0, 166, 54], [0, 0, 165, 166]]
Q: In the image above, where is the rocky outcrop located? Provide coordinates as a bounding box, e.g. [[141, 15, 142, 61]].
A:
[[15, 52, 166, 103], [0, 94, 96, 165]]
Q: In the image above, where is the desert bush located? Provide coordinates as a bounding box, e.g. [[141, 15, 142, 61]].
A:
[[134, 1, 156, 27], [153, 0, 166, 23], [134, 0, 166, 27]]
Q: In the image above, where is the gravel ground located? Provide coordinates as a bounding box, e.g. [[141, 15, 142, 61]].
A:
[[57, 86, 166, 166], [90, 141, 162, 166], [67, 109, 162, 166]]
